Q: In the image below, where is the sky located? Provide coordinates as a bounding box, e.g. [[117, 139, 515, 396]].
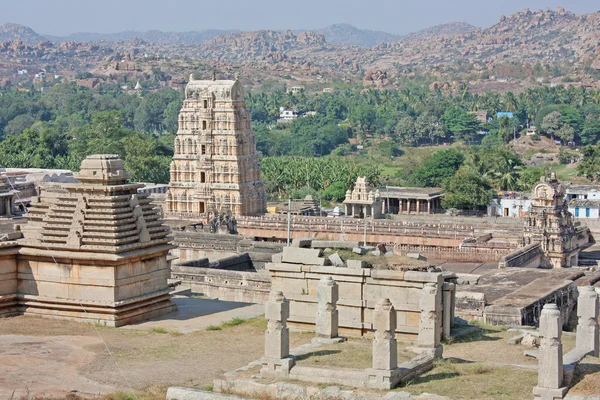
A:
[[2, 0, 599, 36]]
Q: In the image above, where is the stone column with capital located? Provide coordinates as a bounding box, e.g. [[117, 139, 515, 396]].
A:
[[576, 286, 599, 357], [533, 303, 568, 400], [372, 298, 397, 371], [261, 290, 295, 377], [314, 276, 342, 343], [415, 283, 443, 358]]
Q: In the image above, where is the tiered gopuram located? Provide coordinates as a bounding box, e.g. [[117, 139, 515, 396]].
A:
[[166, 77, 266, 218]]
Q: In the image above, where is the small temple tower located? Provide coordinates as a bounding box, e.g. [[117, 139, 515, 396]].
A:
[[17, 155, 177, 326], [166, 76, 266, 218], [523, 173, 582, 268], [343, 177, 382, 219]]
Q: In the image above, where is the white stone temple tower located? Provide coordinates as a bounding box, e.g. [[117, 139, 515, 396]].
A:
[[166, 77, 266, 218]]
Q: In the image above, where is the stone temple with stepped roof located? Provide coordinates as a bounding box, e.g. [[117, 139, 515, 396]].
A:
[[166, 77, 267, 218], [0, 154, 176, 326]]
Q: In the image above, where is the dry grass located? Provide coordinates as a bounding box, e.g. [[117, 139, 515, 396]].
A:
[[400, 358, 538, 399], [294, 338, 414, 369]]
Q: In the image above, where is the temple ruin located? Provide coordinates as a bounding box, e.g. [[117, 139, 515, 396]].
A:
[[166, 77, 266, 218], [0, 155, 176, 326]]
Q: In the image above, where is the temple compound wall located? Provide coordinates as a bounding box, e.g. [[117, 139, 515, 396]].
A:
[[0, 155, 176, 326], [166, 77, 266, 218]]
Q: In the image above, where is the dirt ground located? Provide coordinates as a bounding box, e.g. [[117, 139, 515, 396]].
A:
[[1, 317, 600, 400], [0, 315, 307, 399]]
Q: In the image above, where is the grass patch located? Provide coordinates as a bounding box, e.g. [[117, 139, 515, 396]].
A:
[[206, 325, 222, 331], [202, 385, 214, 392], [150, 327, 168, 334], [169, 330, 183, 337], [401, 359, 535, 399], [222, 317, 246, 327]]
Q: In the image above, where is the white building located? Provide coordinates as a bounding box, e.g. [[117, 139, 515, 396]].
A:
[[488, 197, 532, 217], [565, 184, 600, 201], [568, 199, 600, 219], [277, 107, 298, 123]]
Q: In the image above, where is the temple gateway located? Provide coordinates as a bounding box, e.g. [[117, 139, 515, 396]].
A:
[[166, 77, 266, 218]]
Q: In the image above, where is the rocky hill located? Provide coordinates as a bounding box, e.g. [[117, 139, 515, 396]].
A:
[[199, 30, 327, 62], [1, 7, 600, 91], [313, 24, 401, 47], [0, 23, 47, 44], [401, 22, 478, 41], [44, 29, 238, 44]]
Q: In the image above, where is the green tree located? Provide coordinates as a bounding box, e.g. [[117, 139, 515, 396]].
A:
[[577, 145, 600, 181], [441, 107, 480, 142], [409, 148, 465, 187], [442, 167, 495, 210]]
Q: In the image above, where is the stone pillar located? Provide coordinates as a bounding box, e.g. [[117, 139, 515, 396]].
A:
[[533, 304, 567, 400], [576, 286, 599, 357], [442, 282, 455, 340], [427, 200, 431, 214], [372, 298, 397, 371], [416, 283, 443, 357], [407, 199, 412, 214], [416, 199, 421, 214], [399, 199, 403, 214], [261, 290, 294, 377], [315, 277, 340, 341]]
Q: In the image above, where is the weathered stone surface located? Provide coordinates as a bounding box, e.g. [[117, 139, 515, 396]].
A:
[[328, 253, 345, 267], [282, 247, 328, 265], [352, 247, 366, 255], [507, 334, 525, 345], [534, 303, 567, 400], [522, 333, 538, 347], [271, 253, 283, 263], [316, 277, 339, 339], [311, 240, 360, 249], [417, 283, 442, 355], [291, 238, 312, 248], [262, 290, 294, 377], [575, 286, 599, 357], [347, 260, 369, 269], [373, 298, 397, 371]]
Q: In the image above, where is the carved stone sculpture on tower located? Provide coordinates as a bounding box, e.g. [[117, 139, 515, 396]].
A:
[[166, 77, 266, 218]]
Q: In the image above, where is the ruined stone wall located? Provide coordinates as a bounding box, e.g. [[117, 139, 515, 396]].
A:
[[171, 265, 271, 303], [498, 243, 543, 268], [268, 263, 445, 342]]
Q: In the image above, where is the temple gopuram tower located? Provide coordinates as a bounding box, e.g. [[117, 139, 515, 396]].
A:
[[17, 155, 177, 326], [166, 77, 266, 218], [523, 173, 582, 268]]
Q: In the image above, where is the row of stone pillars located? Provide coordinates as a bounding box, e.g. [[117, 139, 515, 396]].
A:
[[534, 286, 599, 400], [261, 277, 444, 380]]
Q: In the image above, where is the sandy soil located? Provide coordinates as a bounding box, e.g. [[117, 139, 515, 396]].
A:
[[0, 315, 305, 399]]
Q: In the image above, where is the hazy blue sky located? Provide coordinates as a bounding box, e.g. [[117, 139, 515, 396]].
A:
[[3, 0, 599, 36]]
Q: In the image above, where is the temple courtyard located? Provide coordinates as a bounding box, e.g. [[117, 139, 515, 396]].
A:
[[1, 302, 599, 400]]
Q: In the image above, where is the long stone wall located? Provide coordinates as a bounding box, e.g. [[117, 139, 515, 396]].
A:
[[171, 265, 271, 304], [498, 243, 542, 269], [268, 263, 450, 342]]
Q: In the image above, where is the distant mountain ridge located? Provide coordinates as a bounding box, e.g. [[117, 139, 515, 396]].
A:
[[401, 22, 479, 41], [0, 23, 47, 44], [43, 29, 239, 44], [311, 23, 402, 47]]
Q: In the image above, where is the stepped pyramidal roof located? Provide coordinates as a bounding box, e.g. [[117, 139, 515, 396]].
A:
[[22, 154, 170, 254]]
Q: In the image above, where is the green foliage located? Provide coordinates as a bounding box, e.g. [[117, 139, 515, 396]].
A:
[[577, 145, 600, 181], [442, 107, 480, 142], [409, 149, 465, 187], [442, 167, 495, 210], [261, 156, 381, 199], [322, 181, 347, 202], [519, 167, 545, 190]]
